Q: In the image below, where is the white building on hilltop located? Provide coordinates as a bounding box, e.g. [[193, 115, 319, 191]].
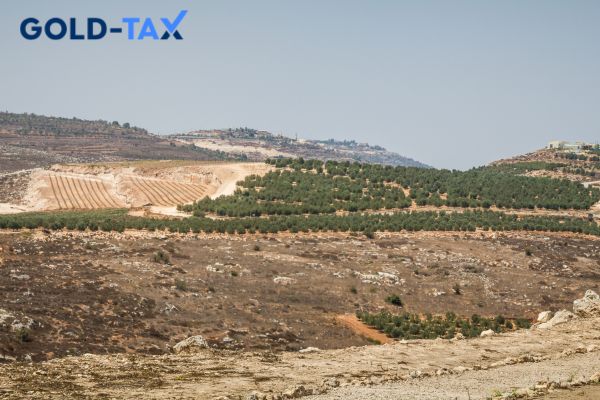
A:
[[546, 141, 586, 152]]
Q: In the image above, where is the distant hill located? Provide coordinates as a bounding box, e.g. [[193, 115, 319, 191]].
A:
[[0, 113, 429, 173], [0, 112, 234, 172], [169, 128, 429, 168]]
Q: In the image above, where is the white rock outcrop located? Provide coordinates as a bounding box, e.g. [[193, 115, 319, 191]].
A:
[[299, 347, 320, 353], [480, 329, 495, 337], [537, 310, 577, 330], [172, 335, 210, 354], [273, 276, 296, 285], [573, 290, 600, 318], [537, 311, 553, 323]]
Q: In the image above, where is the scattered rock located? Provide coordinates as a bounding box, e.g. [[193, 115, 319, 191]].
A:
[[248, 298, 260, 307], [299, 347, 320, 353], [409, 370, 422, 378], [222, 336, 234, 343], [537, 311, 553, 323], [10, 274, 30, 281], [537, 310, 577, 329], [247, 391, 267, 400], [573, 290, 600, 318], [282, 384, 310, 398], [273, 276, 296, 285], [0, 308, 14, 328], [480, 329, 495, 337], [172, 335, 210, 354], [161, 303, 179, 314]]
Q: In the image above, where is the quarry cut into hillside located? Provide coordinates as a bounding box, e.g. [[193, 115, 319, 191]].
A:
[[0, 161, 273, 214]]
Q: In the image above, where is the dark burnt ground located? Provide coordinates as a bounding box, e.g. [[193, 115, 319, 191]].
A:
[[0, 230, 598, 362]]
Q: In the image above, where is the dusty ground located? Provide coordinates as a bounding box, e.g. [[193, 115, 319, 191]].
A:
[[1, 229, 599, 364], [306, 351, 600, 400], [0, 315, 598, 399]]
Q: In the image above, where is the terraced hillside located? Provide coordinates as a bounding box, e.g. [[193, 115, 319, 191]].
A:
[[121, 176, 209, 207], [46, 174, 124, 209]]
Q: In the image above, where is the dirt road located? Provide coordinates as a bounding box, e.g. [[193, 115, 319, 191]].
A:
[[336, 314, 392, 344]]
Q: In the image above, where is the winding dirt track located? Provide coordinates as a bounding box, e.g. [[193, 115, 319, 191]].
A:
[[336, 314, 392, 344]]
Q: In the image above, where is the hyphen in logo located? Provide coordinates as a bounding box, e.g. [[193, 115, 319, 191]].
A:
[[20, 10, 188, 40]]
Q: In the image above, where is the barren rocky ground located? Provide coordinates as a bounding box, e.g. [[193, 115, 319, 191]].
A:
[[2, 230, 600, 362], [0, 314, 597, 399], [0, 229, 599, 398]]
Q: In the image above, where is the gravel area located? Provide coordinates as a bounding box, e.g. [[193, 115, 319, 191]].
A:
[[306, 352, 600, 400]]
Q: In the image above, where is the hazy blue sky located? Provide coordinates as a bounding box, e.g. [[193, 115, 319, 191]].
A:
[[1, 1, 600, 169]]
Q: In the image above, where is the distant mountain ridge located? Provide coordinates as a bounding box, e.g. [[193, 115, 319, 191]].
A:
[[0, 112, 429, 170], [169, 128, 429, 168]]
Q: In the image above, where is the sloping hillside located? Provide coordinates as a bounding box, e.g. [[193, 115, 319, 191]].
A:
[[0, 112, 234, 173], [169, 128, 429, 167], [490, 145, 600, 183]]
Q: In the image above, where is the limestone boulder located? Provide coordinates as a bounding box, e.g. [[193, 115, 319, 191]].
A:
[[573, 290, 600, 318], [537, 310, 577, 329], [172, 335, 210, 354]]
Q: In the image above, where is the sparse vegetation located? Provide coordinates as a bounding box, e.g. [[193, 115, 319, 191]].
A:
[[153, 250, 171, 265], [453, 283, 462, 295], [385, 294, 403, 307], [15, 327, 31, 342]]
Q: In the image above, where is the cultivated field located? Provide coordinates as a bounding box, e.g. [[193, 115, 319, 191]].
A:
[[120, 176, 209, 207], [44, 174, 124, 209]]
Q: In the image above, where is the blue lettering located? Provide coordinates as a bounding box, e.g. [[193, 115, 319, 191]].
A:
[[44, 18, 67, 40], [20, 18, 42, 40], [160, 10, 187, 34], [138, 18, 159, 40], [87, 18, 107, 40], [69, 18, 84, 40], [122, 17, 140, 40]]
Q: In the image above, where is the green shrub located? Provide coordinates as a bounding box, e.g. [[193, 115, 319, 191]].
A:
[[385, 294, 403, 307], [15, 327, 31, 342]]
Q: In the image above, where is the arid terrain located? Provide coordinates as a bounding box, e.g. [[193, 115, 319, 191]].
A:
[[1, 114, 600, 399], [1, 228, 600, 398]]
